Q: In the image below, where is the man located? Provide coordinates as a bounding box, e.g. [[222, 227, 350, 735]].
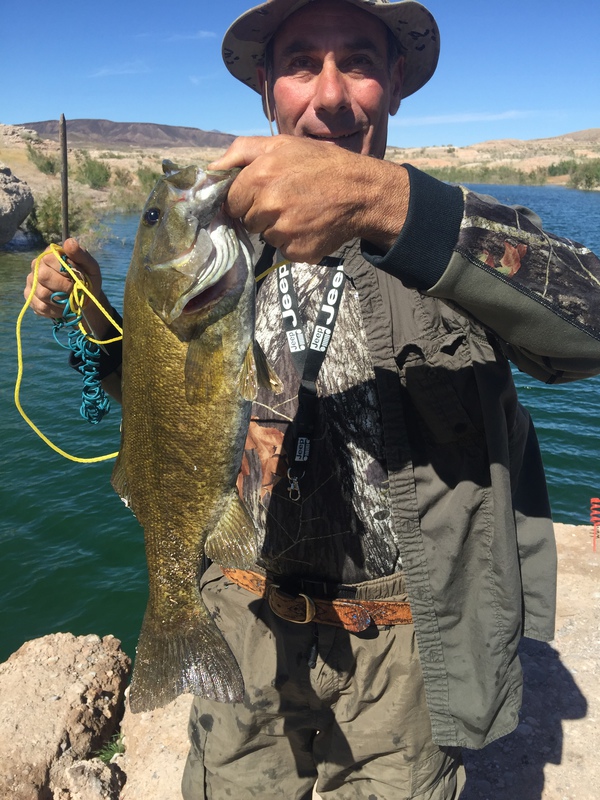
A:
[[25, 1, 600, 798]]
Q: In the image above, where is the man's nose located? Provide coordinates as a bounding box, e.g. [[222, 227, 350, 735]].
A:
[[313, 60, 351, 114]]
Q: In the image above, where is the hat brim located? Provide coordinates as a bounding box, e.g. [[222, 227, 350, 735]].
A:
[[222, 0, 439, 100]]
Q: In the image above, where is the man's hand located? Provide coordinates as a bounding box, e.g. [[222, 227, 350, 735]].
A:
[[210, 135, 409, 263], [25, 238, 111, 336]]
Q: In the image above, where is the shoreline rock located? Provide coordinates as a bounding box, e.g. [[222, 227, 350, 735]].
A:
[[0, 633, 130, 800], [117, 692, 192, 800], [0, 163, 34, 246]]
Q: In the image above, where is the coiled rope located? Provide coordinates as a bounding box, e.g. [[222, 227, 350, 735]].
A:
[[15, 244, 122, 463]]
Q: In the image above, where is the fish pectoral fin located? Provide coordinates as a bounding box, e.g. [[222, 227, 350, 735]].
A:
[[204, 491, 258, 569], [239, 341, 258, 401], [184, 332, 223, 405], [239, 341, 283, 401], [129, 595, 244, 713], [254, 341, 283, 395], [111, 455, 133, 514]]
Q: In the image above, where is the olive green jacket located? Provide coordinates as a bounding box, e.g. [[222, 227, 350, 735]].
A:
[[341, 168, 600, 748]]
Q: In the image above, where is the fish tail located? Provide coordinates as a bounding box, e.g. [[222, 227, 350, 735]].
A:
[[128, 598, 244, 713]]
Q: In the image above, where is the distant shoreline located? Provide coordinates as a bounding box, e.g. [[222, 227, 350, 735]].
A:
[[2, 121, 600, 247]]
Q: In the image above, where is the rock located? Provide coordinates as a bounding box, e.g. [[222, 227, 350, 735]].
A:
[[50, 754, 124, 800], [0, 163, 34, 246], [118, 691, 193, 800], [0, 632, 131, 799]]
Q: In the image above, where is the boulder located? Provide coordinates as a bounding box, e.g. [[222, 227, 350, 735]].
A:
[[0, 632, 131, 799], [117, 692, 193, 800], [0, 163, 34, 246]]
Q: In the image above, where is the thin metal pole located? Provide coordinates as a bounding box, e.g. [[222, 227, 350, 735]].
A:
[[59, 114, 69, 241]]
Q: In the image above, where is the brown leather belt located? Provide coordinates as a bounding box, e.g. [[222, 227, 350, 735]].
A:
[[221, 568, 412, 633]]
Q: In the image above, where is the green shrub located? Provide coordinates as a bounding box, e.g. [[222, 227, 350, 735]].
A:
[[26, 142, 59, 175], [113, 167, 133, 187], [95, 733, 125, 765], [26, 193, 84, 245], [76, 156, 111, 189], [547, 159, 579, 177], [137, 167, 162, 195], [108, 185, 147, 213], [568, 159, 600, 190], [423, 163, 548, 186]]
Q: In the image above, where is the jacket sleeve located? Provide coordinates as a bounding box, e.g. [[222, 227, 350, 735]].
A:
[[362, 165, 600, 383]]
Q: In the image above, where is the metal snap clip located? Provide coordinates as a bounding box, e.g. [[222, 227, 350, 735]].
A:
[[286, 468, 305, 502]]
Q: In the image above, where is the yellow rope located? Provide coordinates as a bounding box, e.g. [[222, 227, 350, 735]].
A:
[[255, 258, 290, 284], [44, 244, 124, 343], [14, 246, 120, 463]]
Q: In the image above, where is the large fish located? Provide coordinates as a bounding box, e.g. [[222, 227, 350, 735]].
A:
[[112, 161, 279, 713]]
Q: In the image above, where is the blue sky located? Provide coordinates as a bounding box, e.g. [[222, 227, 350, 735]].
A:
[[2, 0, 599, 148]]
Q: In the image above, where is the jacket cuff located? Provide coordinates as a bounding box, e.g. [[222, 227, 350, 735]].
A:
[[361, 164, 465, 290]]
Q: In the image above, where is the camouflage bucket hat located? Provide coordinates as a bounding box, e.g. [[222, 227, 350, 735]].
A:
[[222, 0, 440, 99]]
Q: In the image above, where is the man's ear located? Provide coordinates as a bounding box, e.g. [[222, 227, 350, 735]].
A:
[[389, 55, 405, 116], [257, 66, 276, 121]]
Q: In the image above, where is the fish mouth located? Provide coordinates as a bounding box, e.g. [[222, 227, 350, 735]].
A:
[[164, 216, 245, 323], [181, 256, 244, 316]]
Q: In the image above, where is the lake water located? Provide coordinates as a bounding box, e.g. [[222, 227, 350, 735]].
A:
[[0, 184, 599, 662]]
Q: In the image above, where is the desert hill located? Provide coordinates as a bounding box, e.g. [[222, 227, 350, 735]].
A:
[[544, 128, 600, 142], [10, 119, 600, 180], [16, 119, 600, 153], [385, 128, 600, 183], [16, 119, 236, 150]]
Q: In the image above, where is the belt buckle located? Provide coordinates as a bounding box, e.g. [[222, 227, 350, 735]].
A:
[[267, 584, 316, 624]]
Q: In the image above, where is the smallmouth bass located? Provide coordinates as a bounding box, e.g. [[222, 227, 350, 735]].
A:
[[112, 161, 280, 712]]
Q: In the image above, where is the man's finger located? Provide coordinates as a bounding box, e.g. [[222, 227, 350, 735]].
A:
[[62, 238, 101, 277], [209, 135, 284, 171]]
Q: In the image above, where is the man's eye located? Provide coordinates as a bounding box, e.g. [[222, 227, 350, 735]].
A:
[[288, 56, 314, 71], [347, 55, 373, 69]]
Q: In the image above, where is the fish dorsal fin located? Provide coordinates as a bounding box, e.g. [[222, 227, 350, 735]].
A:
[[184, 329, 223, 405], [254, 341, 283, 395], [162, 161, 198, 190], [204, 491, 258, 569], [162, 159, 181, 176]]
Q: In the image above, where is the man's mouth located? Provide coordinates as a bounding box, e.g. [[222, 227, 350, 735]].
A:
[[307, 131, 362, 146]]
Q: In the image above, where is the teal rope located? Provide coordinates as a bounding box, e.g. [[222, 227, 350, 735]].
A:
[[51, 290, 111, 425]]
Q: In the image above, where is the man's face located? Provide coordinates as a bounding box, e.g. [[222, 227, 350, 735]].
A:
[[257, 0, 404, 158]]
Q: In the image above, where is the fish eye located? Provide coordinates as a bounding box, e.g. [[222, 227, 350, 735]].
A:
[[143, 207, 161, 226]]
